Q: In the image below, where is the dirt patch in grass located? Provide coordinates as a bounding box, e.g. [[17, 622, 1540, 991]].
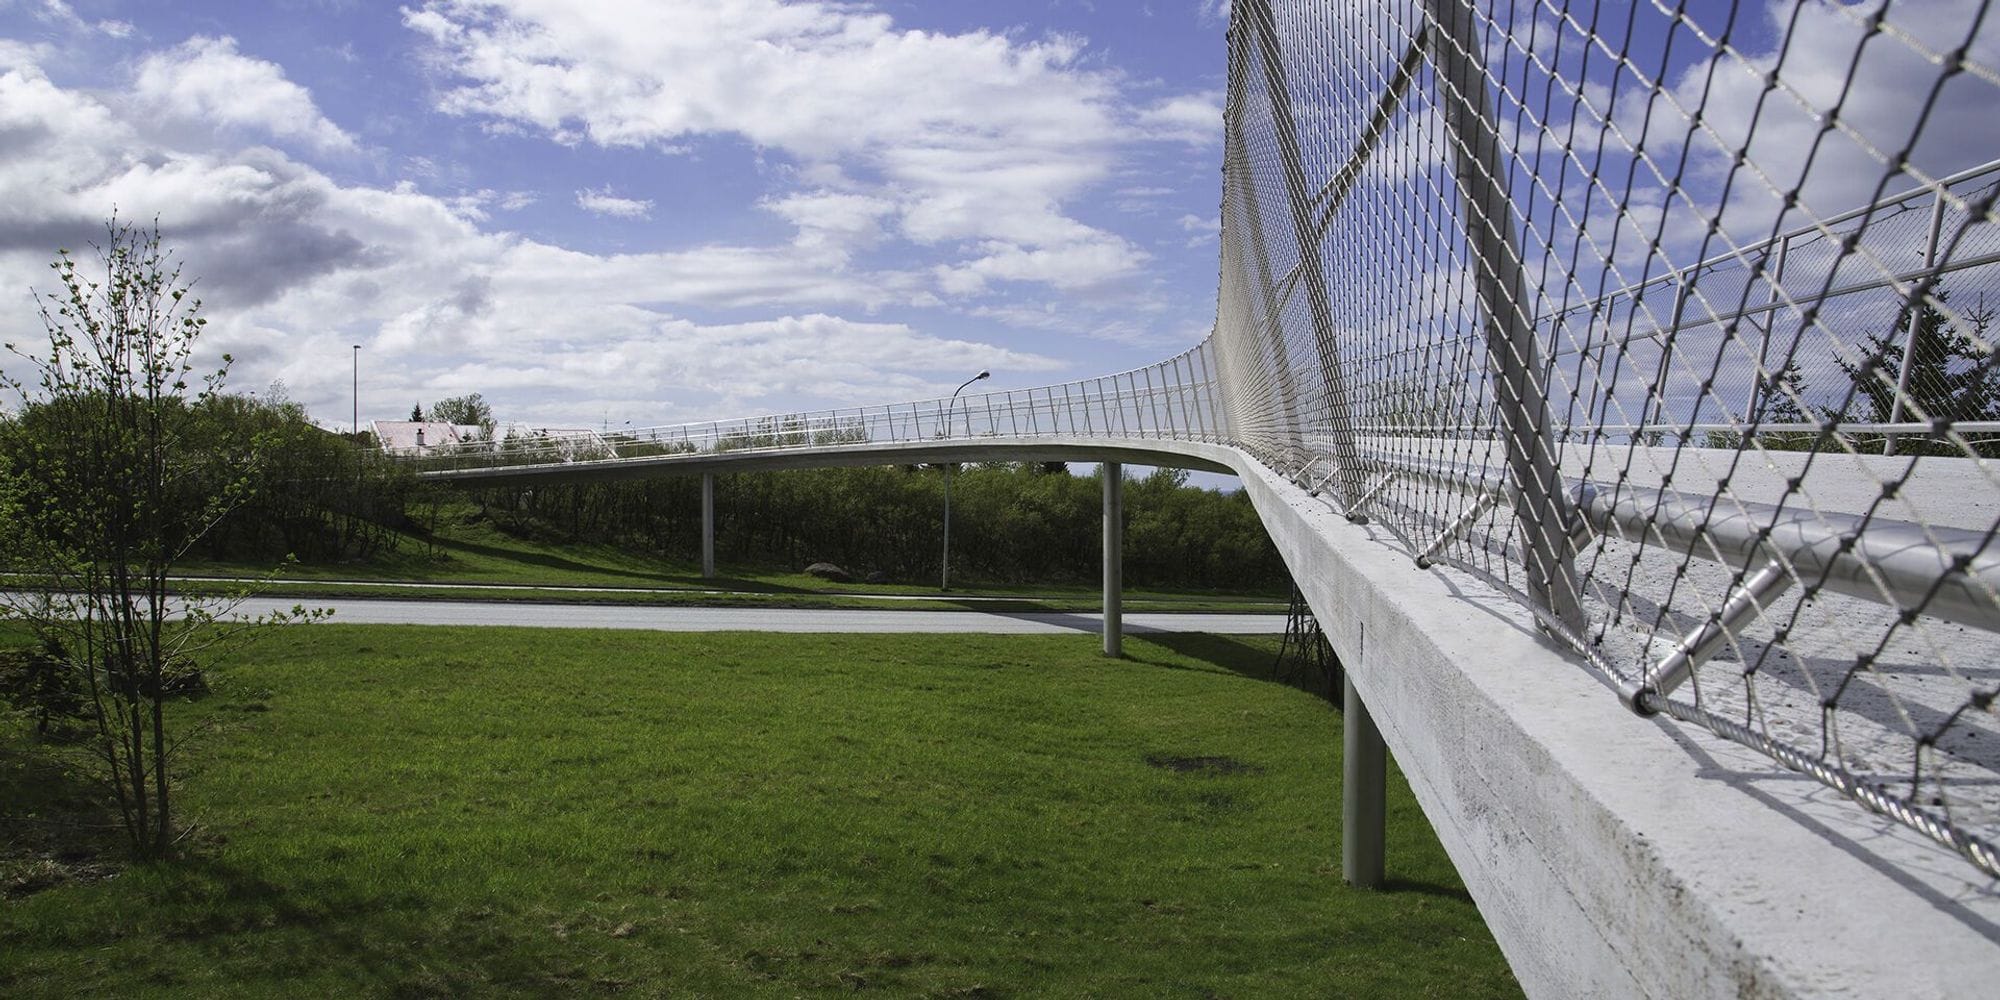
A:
[[0, 741, 125, 899], [1143, 753, 1264, 775]]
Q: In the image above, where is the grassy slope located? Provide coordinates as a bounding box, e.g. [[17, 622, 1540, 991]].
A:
[[177, 507, 1288, 613], [0, 628, 1514, 998]]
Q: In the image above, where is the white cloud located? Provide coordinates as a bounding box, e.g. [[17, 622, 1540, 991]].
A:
[[935, 236, 1149, 295], [1177, 212, 1220, 248], [402, 0, 1213, 298], [763, 189, 897, 258], [444, 188, 535, 221], [575, 185, 652, 219], [1639, 0, 2000, 245], [131, 36, 357, 153], [0, 46, 1067, 427], [1177, 214, 1219, 234], [1134, 90, 1222, 145], [20, 0, 130, 38]]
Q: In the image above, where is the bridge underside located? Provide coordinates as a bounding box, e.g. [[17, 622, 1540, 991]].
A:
[[424, 437, 2000, 998], [415, 436, 1233, 488]]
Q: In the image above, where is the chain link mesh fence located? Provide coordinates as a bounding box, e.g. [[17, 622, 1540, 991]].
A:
[[1212, 0, 2000, 875]]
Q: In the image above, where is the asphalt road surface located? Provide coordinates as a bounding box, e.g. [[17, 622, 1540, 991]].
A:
[[222, 597, 1284, 634]]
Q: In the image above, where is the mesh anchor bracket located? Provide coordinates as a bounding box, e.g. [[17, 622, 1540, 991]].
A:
[[1345, 470, 1397, 524], [1415, 492, 1498, 569], [1622, 560, 1793, 715]]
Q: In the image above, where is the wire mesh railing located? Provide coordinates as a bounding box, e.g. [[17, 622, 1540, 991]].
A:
[[397, 342, 1228, 471], [401, 0, 2000, 878], [1212, 0, 2000, 876]]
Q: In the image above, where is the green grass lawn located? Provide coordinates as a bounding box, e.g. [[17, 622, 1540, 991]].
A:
[[0, 628, 1516, 998]]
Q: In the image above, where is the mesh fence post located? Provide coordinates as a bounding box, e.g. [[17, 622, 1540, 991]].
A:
[[1423, 0, 1584, 635], [700, 472, 716, 579], [1103, 461, 1124, 658], [1886, 190, 1950, 455]]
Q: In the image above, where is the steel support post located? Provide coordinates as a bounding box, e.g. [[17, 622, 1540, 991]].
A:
[[1425, 0, 1585, 635], [1886, 191, 1949, 455], [1242, 0, 1369, 512], [700, 472, 716, 579], [1103, 462, 1123, 658], [1343, 674, 1387, 887], [942, 466, 954, 591]]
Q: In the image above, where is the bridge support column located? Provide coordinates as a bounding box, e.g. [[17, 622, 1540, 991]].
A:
[[701, 473, 716, 579], [1102, 462, 1122, 658], [1343, 674, 1386, 887]]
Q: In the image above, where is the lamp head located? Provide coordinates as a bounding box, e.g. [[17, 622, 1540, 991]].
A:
[[976, 370, 990, 380]]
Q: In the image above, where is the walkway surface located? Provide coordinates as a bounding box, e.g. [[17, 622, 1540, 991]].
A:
[[225, 597, 1284, 634]]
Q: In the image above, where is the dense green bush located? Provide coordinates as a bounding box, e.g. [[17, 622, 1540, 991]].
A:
[[469, 463, 1287, 591], [0, 390, 414, 566]]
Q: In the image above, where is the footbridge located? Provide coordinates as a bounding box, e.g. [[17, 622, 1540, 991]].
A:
[[404, 2, 2000, 995]]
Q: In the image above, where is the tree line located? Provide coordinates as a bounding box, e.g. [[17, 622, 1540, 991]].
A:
[[0, 386, 1289, 592], [467, 463, 1289, 592]]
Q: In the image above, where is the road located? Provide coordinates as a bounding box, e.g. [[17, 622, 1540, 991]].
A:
[[224, 597, 1284, 634], [174, 575, 1283, 608]]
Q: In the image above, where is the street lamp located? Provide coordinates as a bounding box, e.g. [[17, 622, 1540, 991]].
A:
[[351, 344, 361, 436], [941, 369, 990, 591]]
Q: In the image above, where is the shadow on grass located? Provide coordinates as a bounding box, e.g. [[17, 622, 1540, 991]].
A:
[[422, 535, 699, 585], [0, 733, 124, 898], [423, 535, 838, 596], [135, 858, 556, 995], [1126, 633, 1285, 684], [1377, 876, 1478, 905]]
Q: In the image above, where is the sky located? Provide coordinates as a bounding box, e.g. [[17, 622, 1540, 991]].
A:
[[3, 0, 1994, 452], [0, 0, 1237, 433]]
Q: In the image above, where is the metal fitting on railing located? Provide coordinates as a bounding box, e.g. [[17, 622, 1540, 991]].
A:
[[1414, 492, 1498, 569], [1622, 560, 1794, 715]]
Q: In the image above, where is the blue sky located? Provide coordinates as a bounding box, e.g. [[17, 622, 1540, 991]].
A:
[[4, 0, 1993, 450], [0, 0, 1236, 431]]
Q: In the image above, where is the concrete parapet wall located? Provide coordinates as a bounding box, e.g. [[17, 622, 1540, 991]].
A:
[[1220, 444, 2000, 999]]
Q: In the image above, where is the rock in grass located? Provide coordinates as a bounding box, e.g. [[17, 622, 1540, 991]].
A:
[[805, 561, 853, 582]]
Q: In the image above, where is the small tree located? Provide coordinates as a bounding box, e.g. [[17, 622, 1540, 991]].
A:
[[430, 392, 495, 439], [0, 218, 314, 859], [1835, 291, 2000, 456], [410, 403, 424, 422], [1706, 361, 1818, 452]]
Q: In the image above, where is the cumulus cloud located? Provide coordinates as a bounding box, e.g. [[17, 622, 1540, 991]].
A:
[[575, 185, 652, 219], [1177, 213, 1220, 248], [19, 0, 132, 38], [131, 36, 358, 153], [763, 189, 897, 258], [1612, 0, 2000, 257], [1134, 90, 1223, 145], [0, 46, 1066, 427], [400, 0, 1212, 297]]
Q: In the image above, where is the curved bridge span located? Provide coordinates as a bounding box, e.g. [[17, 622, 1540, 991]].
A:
[[408, 2, 2000, 996]]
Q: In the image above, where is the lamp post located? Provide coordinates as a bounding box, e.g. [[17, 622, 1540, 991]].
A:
[[351, 344, 361, 436], [941, 369, 990, 591]]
